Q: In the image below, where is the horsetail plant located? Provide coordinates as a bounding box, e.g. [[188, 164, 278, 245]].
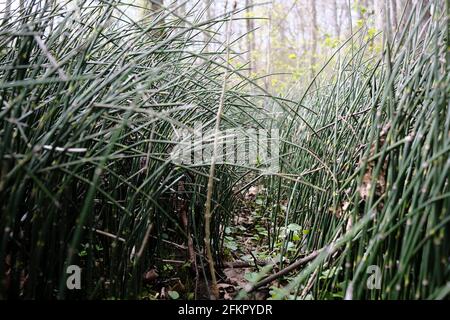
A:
[[0, 0, 449, 301]]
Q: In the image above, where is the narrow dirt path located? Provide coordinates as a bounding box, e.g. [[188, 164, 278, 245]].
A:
[[217, 187, 274, 300]]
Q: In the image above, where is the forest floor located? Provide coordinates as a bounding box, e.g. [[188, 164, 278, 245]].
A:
[[142, 186, 283, 300], [218, 186, 272, 300]]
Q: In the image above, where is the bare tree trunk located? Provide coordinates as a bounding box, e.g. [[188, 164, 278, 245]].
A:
[[295, 2, 307, 55], [150, 0, 163, 12], [206, 0, 212, 21], [418, 0, 432, 39], [346, 0, 353, 36], [245, 0, 255, 76], [309, 0, 318, 80], [374, 0, 385, 30], [399, 0, 430, 37], [391, 0, 398, 29], [264, 2, 272, 92], [3, 0, 12, 26], [177, 0, 186, 17], [399, 0, 413, 33], [402, 0, 413, 18], [203, 0, 213, 50], [383, 1, 392, 43], [332, 0, 340, 39], [148, 0, 164, 25], [176, 0, 186, 29], [16, 0, 25, 27]]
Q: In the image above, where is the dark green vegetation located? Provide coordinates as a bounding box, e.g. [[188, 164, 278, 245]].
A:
[[0, 0, 449, 300]]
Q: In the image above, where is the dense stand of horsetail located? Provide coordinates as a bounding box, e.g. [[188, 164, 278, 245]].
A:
[[0, 0, 449, 300]]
